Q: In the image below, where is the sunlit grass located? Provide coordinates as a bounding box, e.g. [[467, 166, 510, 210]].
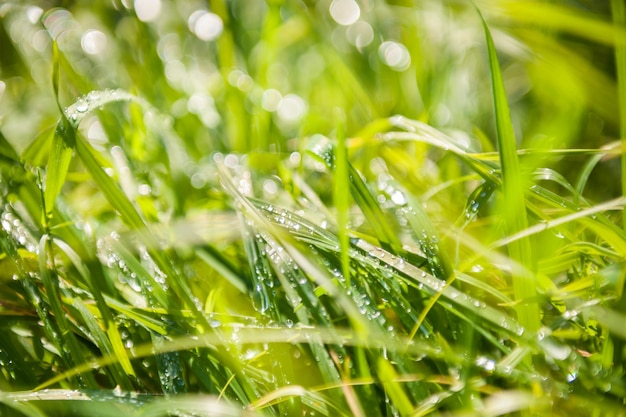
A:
[[1, 1, 626, 416]]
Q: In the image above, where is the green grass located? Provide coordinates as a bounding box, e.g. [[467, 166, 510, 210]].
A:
[[1, 0, 626, 415]]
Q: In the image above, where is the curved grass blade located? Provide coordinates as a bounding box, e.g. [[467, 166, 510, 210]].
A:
[[36, 326, 454, 391], [575, 153, 604, 199], [382, 118, 499, 183], [72, 298, 135, 390], [240, 217, 277, 317], [43, 41, 77, 220], [491, 197, 626, 253]]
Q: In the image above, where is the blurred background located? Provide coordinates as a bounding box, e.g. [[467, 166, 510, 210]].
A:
[[0, 0, 621, 198]]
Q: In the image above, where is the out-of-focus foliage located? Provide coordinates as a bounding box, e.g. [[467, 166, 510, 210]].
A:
[[1, 0, 626, 416]]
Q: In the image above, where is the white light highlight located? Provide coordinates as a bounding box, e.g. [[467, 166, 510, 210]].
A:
[[277, 94, 307, 123], [134, 0, 161, 22], [261, 89, 282, 112], [188, 10, 223, 41], [379, 41, 411, 71], [346, 20, 373, 49], [330, 0, 360, 26], [81, 30, 107, 55]]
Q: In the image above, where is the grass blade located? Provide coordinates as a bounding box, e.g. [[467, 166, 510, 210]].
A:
[[306, 135, 401, 249], [37, 234, 98, 388], [44, 118, 74, 220], [333, 109, 351, 287], [479, 10, 540, 334]]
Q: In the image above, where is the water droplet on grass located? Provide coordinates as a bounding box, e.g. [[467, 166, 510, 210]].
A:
[[390, 190, 406, 205], [75, 100, 88, 113], [87, 90, 100, 101], [475, 356, 496, 373], [563, 310, 578, 320]]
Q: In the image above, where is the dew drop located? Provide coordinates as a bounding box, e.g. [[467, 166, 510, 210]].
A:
[[390, 190, 406, 205], [475, 356, 496, 373], [75, 100, 89, 113]]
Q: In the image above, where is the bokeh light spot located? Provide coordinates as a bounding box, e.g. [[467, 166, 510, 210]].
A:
[[81, 30, 107, 55], [188, 10, 223, 41], [277, 94, 307, 123], [134, 0, 161, 22], [330, 0, 360, 26], [262, 89, 282, 112], [346, 20, 373, 49], [379, 41, 411, 71], [26, 6, 43, 24]]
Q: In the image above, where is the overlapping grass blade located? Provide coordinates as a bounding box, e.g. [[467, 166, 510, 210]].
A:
[[305, 134, 401, 249], [52, 237, 136, 382], [37, 234, 98, 388], [3, 1, 626, 415]]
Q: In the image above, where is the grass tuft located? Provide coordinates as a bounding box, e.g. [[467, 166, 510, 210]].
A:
[[1, 1, 626, 416]]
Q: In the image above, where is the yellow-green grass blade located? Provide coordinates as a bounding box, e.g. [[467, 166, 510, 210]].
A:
[[333, 108, 351, 287], [72, 298, 135, 389], [480, 11, 540, 333], [44, 117, 73, 221], [376, 357, 414, 416], [484, 0, 626, 47], [36, 326, 453, 391]]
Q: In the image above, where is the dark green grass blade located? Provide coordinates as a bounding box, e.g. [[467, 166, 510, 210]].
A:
[[37, 234, 98, 388], [479, 11, 540, 334], [52, 237, 136, 383]]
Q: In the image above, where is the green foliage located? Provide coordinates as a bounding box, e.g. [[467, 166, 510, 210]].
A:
[[1, 0, 626, 416]]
